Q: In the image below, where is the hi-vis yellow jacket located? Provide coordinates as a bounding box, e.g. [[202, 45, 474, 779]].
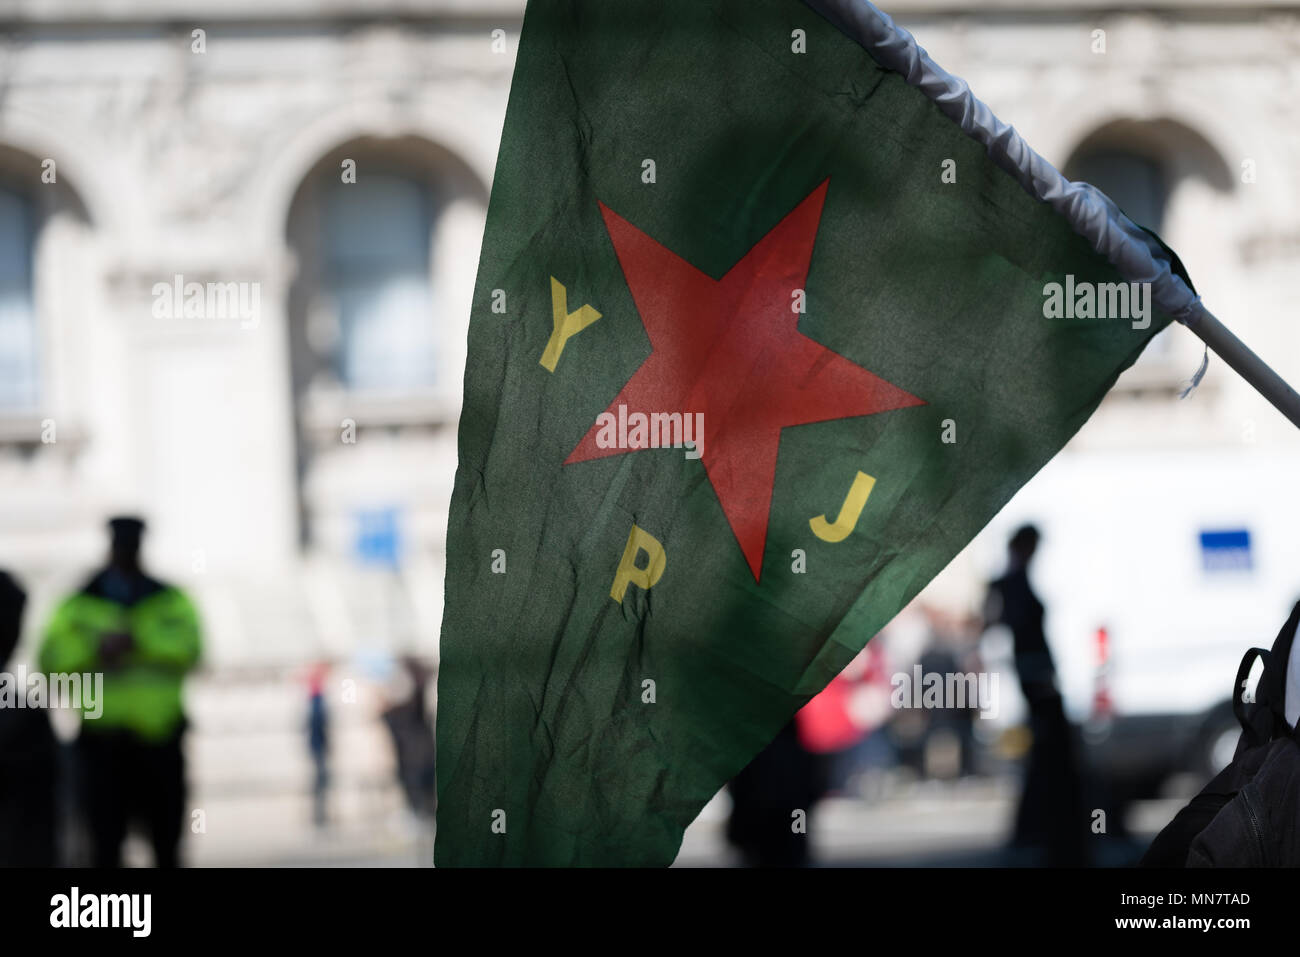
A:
[[39, 582, 201, 742]]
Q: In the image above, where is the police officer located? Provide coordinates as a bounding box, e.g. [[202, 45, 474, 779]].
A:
[[40, 517, 201, 867]]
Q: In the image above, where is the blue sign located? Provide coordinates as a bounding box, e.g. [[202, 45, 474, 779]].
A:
[[354, 507, 402, 568], [1199, 529, 1252, 573]]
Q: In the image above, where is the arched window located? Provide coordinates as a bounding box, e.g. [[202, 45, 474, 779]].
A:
[[1063, 119, 1231, 243], [320, 173, 437, 392], [0, 185, 38, 411], [1063, 120, 1234, 394], [1067, 149, 1168, 234], [284, 137, 488, 549]]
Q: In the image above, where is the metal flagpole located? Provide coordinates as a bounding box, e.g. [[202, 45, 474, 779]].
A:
[[1181, 302, 1300, 431], [805, 0, 1300, 430]]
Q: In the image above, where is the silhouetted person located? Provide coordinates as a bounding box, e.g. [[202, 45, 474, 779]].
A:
[[40, 517, 201, 867], [381, 657, 436, 819], [726, 721, 828, 867], [0, 570, 58, 867], [985, 524, 1086, 865]]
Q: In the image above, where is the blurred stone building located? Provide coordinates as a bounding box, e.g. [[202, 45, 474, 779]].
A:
[[0, 0, 525, 667], [0, 0, 1296, 691]]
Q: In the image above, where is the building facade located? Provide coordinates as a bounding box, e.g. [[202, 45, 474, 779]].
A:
[[0, 0, 1296, 671], [0, 0, 525, 665]]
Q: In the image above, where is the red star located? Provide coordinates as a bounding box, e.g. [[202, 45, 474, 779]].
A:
[[565, 180, 924, 581]]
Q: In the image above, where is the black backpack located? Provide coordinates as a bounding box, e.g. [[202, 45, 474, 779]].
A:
[[1140, 601, 1300, 867]]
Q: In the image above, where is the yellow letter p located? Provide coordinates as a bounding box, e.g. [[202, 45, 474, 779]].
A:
[[610, 524, 666, 603]]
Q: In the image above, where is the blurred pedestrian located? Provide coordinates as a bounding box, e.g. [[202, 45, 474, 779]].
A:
[[40, 517, 202, 867], [726, 720, 828, 867], [305, 661, 330, 828], [0, 569, 58, 867], [984, 524, 1087, 866], [795, 641, 894, 793], [381, 656, 436, 819]]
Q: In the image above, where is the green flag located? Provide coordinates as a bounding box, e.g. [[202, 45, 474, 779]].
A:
[[435, 0, 1195, 866]]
